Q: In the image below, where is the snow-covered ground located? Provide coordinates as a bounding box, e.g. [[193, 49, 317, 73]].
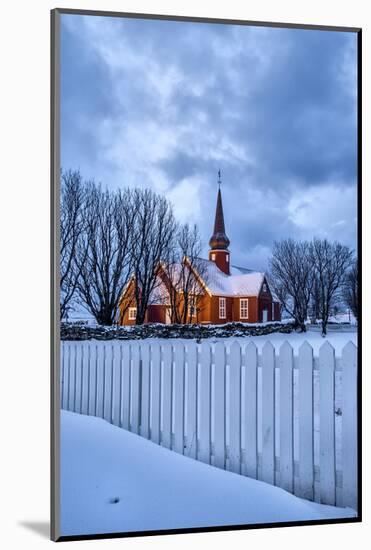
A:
[[326, 312, 357, 325], [60, 411, 355, 537], [139, 326, 357, 353]]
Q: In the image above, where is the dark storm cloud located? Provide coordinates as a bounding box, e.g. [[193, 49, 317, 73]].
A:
[[240, 29, 357, 186], [61, 15, 357, 269], [61, 21, 119, 181]]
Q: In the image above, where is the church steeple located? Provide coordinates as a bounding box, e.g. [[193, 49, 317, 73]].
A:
[[209, 172, 231, 274], [209, 187, 230, 251]]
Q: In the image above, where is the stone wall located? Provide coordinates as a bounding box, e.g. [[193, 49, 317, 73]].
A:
[[61, 320, 295, 341]]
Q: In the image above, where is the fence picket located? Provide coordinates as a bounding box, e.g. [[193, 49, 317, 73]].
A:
[[88, 344, 98, 416], [103, 345, 113, 423], [342, 341, 358, 510], [61, 344, 67, 409], [131, 345, 141, 434], [81, 345, 90, 415], [67, 344, 75, 412], [173, 344, 185, 454], [140, 344, 151, 438], [214, 342, 226, 469], [95, 345, 105, 418], [198, 343, 211, 464], [279, 342, 294, 493], [112, 346, 122, 427], [229, 342, 241, 474], [161, 345, 173, 448], [261, 341, 275, 485], [185, 343, 197, 459], [298, 341, 314, 500], [74, 344, 83, 414], [244, 342, 258, 478], [121, 345, 131, 429], [319, 341, 336, 505], [150, 344, 161, 444]]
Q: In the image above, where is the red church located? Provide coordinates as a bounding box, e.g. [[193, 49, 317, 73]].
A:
[[119, 180, 281, 325]]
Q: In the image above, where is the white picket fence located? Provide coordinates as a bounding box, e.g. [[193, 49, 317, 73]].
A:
[[60, 339, 358, 510]]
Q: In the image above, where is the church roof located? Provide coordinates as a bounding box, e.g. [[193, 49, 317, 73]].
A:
[[124, 259, 279, 304], [194, 258, 267, 297]]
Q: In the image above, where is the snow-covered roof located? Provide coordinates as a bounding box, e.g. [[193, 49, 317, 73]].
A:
[[120, 274, 170, 305], [149, 277, 170, 304], [124, 258, 279, 304], [194, 258, 266, 297], [230, 265, 255, 275]]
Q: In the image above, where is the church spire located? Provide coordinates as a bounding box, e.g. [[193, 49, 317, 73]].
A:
[[208, 172, 231, 275], [209, 171, 230, 251]]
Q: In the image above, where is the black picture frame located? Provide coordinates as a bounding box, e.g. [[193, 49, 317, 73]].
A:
[[51, 8, 362, 542]]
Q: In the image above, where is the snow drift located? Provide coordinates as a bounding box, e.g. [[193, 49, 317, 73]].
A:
[[60, 411, 355, 536]]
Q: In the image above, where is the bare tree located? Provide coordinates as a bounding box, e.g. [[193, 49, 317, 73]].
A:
[[309, 274, 321, 324], [180, 228, 209, 324], [161, 224, 207, 324], [310, 239, 354, 335], [75, 184, 135, 325], [342, 259, 358, 321], [131, 189, 177, 325], [269, 239, 315, 331], [60, 170, 85, 319]]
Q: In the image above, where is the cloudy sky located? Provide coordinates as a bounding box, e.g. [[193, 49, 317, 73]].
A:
[[61, 14, 358, 270]]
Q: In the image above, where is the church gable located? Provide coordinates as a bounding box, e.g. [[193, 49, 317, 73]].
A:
[[258, 277, 273, 300]]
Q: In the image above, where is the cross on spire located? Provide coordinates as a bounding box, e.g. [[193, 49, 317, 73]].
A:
[[218, 169, 221, 188]]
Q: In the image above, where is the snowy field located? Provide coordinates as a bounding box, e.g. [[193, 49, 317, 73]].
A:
[[60, 411, 355, 536]]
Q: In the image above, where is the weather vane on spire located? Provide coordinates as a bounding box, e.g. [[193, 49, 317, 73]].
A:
[[217, 169, 222, 188]]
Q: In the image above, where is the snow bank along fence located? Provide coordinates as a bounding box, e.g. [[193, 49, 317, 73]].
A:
[[60, 340, 358, 510]]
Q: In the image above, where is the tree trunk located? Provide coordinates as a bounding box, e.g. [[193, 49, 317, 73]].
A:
[[136, 310, 146, 325], [96, 312, 114, 326]]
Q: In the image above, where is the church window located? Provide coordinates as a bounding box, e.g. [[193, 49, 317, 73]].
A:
[[128, 307, 137, 320], [226, 254, 229, 262], [211, 253, 216, 261], [240, 298, 249, 319], [219, 297, 226, 319]]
